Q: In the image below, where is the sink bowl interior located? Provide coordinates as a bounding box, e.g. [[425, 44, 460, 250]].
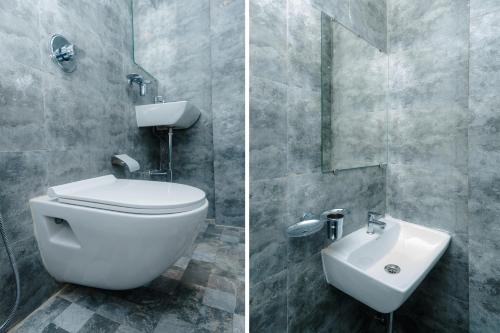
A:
[[321, 215, 450, 313]]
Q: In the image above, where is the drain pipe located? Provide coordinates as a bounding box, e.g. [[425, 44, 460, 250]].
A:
[[149, 127, 174, 182], [0, 212, 21, 332], [167, 128, 173, 182], [387, 312, 393, 333], [374, 311, 394, 333]]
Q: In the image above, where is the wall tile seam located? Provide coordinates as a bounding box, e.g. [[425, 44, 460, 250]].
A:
[[285, 2, 290, 332], [0, 149, 50, 154], [386, 161, 468, 169], [39, 24, 50, 155], [250, 268, 288, 294], [419, 287, 469, 305], [210, 5, 230, 223], [470, 7, 500, 19], [248, 73, 288, 88], [311, 2, 388, 52], [386, 1, 471, 30], [287, 83, 321, 94], [288, 248, 324, 265], [5, 234, 40, 250], [383, 0, 391, 215]]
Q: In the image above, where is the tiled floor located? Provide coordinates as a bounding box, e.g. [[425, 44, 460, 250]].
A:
[[11, 223, 245, 333]]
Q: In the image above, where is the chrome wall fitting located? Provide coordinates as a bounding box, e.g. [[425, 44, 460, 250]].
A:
[[49, 34, 77, 73], [127, 73, 151, 96], [321, 208, 348, 241], [286, 212, 324, 238]]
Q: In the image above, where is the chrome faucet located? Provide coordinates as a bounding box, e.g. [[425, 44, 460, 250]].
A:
[[367, 212, 386, 234], [126, 73, 151, 96]]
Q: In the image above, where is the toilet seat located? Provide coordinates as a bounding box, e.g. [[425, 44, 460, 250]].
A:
[[47, 175, 206, 215]]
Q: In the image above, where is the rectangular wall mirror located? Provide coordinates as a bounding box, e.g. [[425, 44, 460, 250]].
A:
[[321, 12, 388, 173], [131, 0, 163, 82]]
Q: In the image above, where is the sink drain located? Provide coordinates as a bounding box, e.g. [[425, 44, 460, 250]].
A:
[[384, 264, 401, 274]]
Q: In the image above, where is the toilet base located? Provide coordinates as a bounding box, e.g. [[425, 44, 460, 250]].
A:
[[30, 196, 208, 290]]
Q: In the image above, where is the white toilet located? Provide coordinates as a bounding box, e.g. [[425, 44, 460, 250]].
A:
[[29, 175, 208, 290]]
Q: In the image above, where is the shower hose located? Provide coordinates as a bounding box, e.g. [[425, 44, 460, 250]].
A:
[[0, 212, 20, 333]]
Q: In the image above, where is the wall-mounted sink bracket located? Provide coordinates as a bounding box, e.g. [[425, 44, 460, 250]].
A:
[[49, 34, 77, 73]]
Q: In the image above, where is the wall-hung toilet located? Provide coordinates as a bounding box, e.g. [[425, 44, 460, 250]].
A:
[[29, 175, 208, 290]]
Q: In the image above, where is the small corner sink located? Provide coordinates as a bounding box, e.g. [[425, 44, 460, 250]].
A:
[[135, 101, 200, 129], [321, 215, 450, 313]]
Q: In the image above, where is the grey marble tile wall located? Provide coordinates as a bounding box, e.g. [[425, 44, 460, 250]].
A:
[[210, 0, 245, 227], [250, 0, 386, 332], [134, 0, 216, 218], [0, 0, 158, 328], [133, 0, 245, 225], [386, 0, 470, 332], [469, 2, 500, 332], [312, 0, 387, 51]]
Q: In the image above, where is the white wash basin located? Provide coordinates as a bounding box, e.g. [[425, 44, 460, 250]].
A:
[[321, 215, 450, 313], [135, 101, 200, 128]]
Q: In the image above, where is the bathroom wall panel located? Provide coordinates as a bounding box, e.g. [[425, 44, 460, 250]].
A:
[[395, 287, 469, 333], [470, 0, 500, 18], [0, 0, 158, 328], [286, 254, 342, 333], [287, 0, 321, 91], [387, 0, 470, 331], [469, 5, 500, 331], [134, 0, 245, 225], [287, 86, 322, 174], [249, 178, 288, 287], [211, 0, 245, 227], [249, 270, 288, 332], [249, 77, 288, 181], [250, 0, 387, 331], [0, 151, 60, 323], [0, 63, 46, 152], [0, 0, 42, 70], [134, 0, 216, 218], [312, 0, 387, 51], [249, 0, 288, 84], [249, 1, 290, 330]]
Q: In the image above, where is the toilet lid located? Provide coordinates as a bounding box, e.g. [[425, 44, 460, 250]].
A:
[[47, 175, 206, 214]]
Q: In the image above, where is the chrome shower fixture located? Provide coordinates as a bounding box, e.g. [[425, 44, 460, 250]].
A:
[[49, 34, 77, 73], [127, 73, 151, 96]]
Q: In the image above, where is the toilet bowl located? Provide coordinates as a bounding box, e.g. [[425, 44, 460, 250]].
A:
[[29, 175, 208, 290]]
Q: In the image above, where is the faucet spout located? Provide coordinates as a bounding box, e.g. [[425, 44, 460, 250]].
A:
[[367, 211, 386, 234]]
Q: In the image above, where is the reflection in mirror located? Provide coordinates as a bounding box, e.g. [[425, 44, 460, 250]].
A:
[[321, 13, 388, 173], [131, 0, 166, 83]]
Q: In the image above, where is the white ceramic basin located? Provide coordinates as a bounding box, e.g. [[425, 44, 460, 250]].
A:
[[321, 215, 450, 313], [135, 101, 200, 129]]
